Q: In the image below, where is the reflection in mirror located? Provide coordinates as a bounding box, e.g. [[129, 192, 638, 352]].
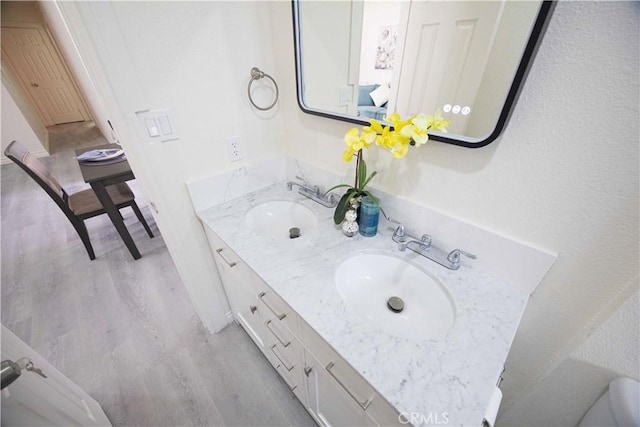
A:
[[293, 0, 555, 147]]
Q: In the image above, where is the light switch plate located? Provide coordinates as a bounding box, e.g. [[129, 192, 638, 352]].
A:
[[136, 109, 178, 142]]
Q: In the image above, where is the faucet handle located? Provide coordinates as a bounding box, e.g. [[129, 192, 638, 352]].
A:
[[387, 217, 406, 237], [447, 249, 477, 266], [327, 192, 340, 203]]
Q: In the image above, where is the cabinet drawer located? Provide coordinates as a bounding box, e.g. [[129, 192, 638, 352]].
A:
[[266, 338, 308, 406], [255, 287, 299, 337], [301, 320, 402, 426], [265, 318, 294, 349]]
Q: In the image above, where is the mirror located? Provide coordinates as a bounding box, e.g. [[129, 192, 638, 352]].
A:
[[293, 0, 555, 147]]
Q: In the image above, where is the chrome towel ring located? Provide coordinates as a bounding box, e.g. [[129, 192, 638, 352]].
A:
[[247, 67, 279, 111]]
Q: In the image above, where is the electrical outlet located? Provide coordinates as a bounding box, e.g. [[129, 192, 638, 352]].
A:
[[226, 136, 243, 162]]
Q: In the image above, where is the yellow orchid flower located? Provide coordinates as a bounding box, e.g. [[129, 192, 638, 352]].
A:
[[342, 109, 447, 166], [362, 128, 376, 147], [365, 119, 384, 134], [391, 130, 411, 146], [345, 127, 375, 153], [344, 128, 360, 147], [390, 141, 409, 159], [386, 112, 414, 133], [346, 131, 364, 151], [375, 126, 395, 149], [427, 109, 450, 133], [341, 146, 356, 162], [401, 114, 430, 146]]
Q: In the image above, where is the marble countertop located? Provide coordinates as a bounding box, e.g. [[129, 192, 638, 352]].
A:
[[197, 182, 529, 426]]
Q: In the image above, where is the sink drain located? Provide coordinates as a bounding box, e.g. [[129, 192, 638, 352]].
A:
[[289, 227, 300, 239], [387, 296, 404, 313]]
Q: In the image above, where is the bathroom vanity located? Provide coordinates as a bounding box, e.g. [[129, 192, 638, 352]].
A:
[[189, 160, 556, 426]]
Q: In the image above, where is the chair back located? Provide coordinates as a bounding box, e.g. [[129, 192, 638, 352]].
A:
[[4, 140, 71, 209]]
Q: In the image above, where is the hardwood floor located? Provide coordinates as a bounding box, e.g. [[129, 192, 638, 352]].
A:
[[1, 123, 315, 426]]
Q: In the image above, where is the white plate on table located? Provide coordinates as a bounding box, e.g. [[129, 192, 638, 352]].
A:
[[77, 149, 124, 162]]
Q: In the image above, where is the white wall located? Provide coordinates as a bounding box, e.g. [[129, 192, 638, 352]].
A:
[[499, 287, 640, 426], [1, 81, 48, 161], [58, 1, 285, 333], [270, 0, 639, 422]]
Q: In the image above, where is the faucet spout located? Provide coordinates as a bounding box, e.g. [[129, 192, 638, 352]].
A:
[[285, 177, 338, 208], [387, 217, 476, 270]]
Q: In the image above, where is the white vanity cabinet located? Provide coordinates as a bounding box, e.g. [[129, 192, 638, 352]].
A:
[[300, 321, 402, 427], [204, 227, 401, 426], [204, 227, 266, 349], [255, 282, 308, 406]]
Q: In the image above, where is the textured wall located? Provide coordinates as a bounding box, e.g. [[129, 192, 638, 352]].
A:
[[271, 0, 639, 421], [499, 288, 639, 425]]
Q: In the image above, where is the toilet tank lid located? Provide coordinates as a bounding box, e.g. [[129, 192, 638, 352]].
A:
[[609, 377, 640, 427]]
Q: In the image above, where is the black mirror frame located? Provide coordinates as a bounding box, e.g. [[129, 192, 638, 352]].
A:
[[292, 1, 556, 148]]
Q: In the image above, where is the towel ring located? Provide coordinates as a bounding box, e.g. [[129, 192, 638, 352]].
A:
[[247, 67, 279, 111]]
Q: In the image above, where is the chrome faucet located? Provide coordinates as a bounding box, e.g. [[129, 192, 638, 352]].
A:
[[386, 217, 476, 270], [388, 217, 432, 251], [446, 249, 477, 270], [286, 176, 339, 208]]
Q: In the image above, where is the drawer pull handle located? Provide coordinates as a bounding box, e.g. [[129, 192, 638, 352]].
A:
[[258, 292, 286, 320], [276, 364, 298, 391], [250, 305, 257, 314], [265, 320, 291, 347], [270, 344, 294, 371], [215, 248, 236, 267], [326, 362, 374, 410], [304, 367, 312, 377]]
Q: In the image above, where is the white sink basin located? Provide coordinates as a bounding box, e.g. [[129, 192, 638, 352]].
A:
[[335, 252, 455, 340], [245, 200, 318, 240]]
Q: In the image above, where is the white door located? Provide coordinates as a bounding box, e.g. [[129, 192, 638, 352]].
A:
[[393, 1, 504, 134], [1, 325, 112, 426], [1, 26, 89, 126]]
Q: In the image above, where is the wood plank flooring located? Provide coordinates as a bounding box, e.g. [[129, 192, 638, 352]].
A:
[[1, 122, 315, 426]]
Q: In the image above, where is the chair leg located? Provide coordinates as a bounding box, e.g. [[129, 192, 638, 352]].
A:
[[131, 202, 154, 238], [72, 219, 96, 260]]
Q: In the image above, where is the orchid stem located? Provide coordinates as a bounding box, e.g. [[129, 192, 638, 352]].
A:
[[355, 149, 362, 189]]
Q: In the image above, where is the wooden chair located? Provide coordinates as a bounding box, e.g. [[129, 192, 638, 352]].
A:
[[4, 140, 154, 260]]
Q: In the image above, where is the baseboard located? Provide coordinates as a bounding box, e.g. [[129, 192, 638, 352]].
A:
[[225, 311, 235, 325]]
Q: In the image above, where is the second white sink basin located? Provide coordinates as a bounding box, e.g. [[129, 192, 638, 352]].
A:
[[335, 252, 455, 340], [245, 200, 318, 240]]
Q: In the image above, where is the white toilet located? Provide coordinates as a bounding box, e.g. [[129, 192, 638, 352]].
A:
[[579, 377, 640, 427]]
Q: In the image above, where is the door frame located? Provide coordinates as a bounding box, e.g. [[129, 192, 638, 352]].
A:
[[1, 21, 92, 127]]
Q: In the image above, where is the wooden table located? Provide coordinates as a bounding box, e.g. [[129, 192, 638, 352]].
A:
[[76, 144, 141, 260]]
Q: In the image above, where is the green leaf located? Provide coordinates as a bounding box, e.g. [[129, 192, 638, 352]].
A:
[[324, 183, 352, 194], [361, 191, 380, 207], [357, 157, 367, 190], [333, 189, 355, 224], [361, 170, 378, 190]]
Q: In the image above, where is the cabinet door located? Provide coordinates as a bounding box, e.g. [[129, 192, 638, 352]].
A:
[[206, 227, 266, 349], [304, 349, 375, 427], [229, 260, 266, 349]]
